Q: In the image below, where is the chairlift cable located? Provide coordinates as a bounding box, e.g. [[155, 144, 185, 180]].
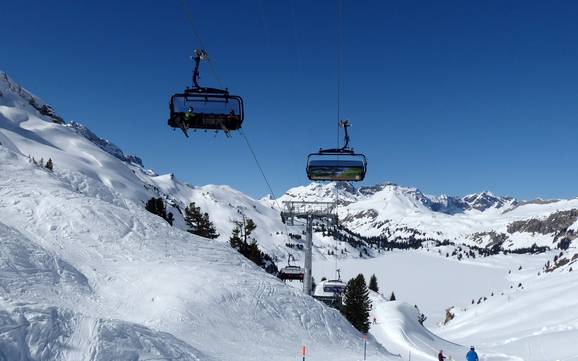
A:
[[179, 0, 225, 88], [239, 128, 292, 242]]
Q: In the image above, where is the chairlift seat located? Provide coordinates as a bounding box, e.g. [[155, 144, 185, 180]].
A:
[[278, 265, 305, 281], [168, 92, 244, 132], [307, 154, 367, 181], [323, 280, 347, 294]]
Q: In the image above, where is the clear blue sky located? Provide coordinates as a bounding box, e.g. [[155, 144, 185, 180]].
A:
[[2, 0, 578, 200]]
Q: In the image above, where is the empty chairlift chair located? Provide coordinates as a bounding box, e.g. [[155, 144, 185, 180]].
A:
[[306, 120, 367, 182], [168, 49, 244, 137]]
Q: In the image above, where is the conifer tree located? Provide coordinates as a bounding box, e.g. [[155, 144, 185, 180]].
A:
[[389, 291, 396, 301], [342, 274, 372, 333], [184, 202, 219, 239], [368, 274, 379, 292], [228, 219, 277, 275], [200, 212, 219, 239], [45, 158, 53, 171], [145, 197, 175, 225], [184, 202, 203, 234], [229, 227, 243, 250], [145, 197, 167, 220], [166, 212, 174, 226]]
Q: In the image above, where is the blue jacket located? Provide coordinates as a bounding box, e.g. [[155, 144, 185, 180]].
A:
[[466, 350, 479, 361]]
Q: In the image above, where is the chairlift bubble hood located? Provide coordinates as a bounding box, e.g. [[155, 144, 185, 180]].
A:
[[306, 120, 367, 182], [168, 49, 244, 137]]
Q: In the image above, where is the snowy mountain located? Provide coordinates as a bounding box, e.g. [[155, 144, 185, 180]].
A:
[[0, 71, 396, 360], [2, 70, 578, 361], [282, 182, 578, 253]]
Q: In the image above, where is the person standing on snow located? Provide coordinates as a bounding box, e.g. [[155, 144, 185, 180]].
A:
[[466, 346, 479, 361], [438, 349, 446, 361]]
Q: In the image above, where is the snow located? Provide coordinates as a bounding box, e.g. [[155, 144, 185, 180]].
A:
[[369, 295, 520, 361], [0, 146, 395, 360], [436, 261, 578, 361], [2, 70, 578, 361], [314, 251, 525, 326]]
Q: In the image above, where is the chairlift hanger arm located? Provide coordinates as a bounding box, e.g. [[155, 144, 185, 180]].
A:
[[191, 49, 207, 89], [188, 49, 229, 95], [318, 120, 353, 154]]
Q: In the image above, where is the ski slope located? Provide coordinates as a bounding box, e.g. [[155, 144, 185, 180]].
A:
[[436, 259, 578, 361], [0, 146, 395, 361]]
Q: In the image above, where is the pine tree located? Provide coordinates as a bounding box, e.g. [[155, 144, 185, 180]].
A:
[[145, 197, 167, 220], [228, 220, 277, 276], [184, 202, 203, 234], [342, 274, 372, 333], [45, 158, 54, 171], [229, 227, 243, 250], [145, 197, 175, 225], [200, 212, 219, 239], [166, 212, 174, 226], [389, 291, 396, 301], [368, 274, 379, 292], [245, 218, 257, 237], [184, 203, 219, 239]]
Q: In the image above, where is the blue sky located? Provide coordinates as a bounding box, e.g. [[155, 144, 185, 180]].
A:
[[2, 0, 578, 199]]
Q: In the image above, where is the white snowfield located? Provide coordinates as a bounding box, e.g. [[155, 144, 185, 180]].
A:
[[0, 147, 395, 361], [368, 295, 517, 361], [437, 257, 578, 361]]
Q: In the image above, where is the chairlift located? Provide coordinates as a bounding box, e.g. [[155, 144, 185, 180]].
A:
[[322, 280, 347, 294], [278, 254, 304, 281], [168, 49, 244, 137], [306, 120, 367, 181], [322, 269, 347, 294]]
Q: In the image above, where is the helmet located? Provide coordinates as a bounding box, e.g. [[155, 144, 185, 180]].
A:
[[470, 346, 475, 350]]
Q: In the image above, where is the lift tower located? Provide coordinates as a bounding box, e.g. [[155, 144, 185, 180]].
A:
[[281, 201, 338, 295]]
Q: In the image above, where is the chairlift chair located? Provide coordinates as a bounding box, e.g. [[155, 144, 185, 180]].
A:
[[168, 49, 244, 137], [306, 120, 367, 181], [278, 254, 305, 281], [322, 279, 347, 294]]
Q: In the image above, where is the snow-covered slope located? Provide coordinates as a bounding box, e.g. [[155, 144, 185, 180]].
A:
[[436, 252, 578, 361], [0, 145, 393, 361], [0, 71, 294, 261], [368, 296, 514, 361], [0, 71, 398, 360]]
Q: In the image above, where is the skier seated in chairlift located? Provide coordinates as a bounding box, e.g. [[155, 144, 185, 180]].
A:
[[184, 107, 196, 122]]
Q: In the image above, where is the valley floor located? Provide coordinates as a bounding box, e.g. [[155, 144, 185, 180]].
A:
[[314, 250, 576, 361]]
